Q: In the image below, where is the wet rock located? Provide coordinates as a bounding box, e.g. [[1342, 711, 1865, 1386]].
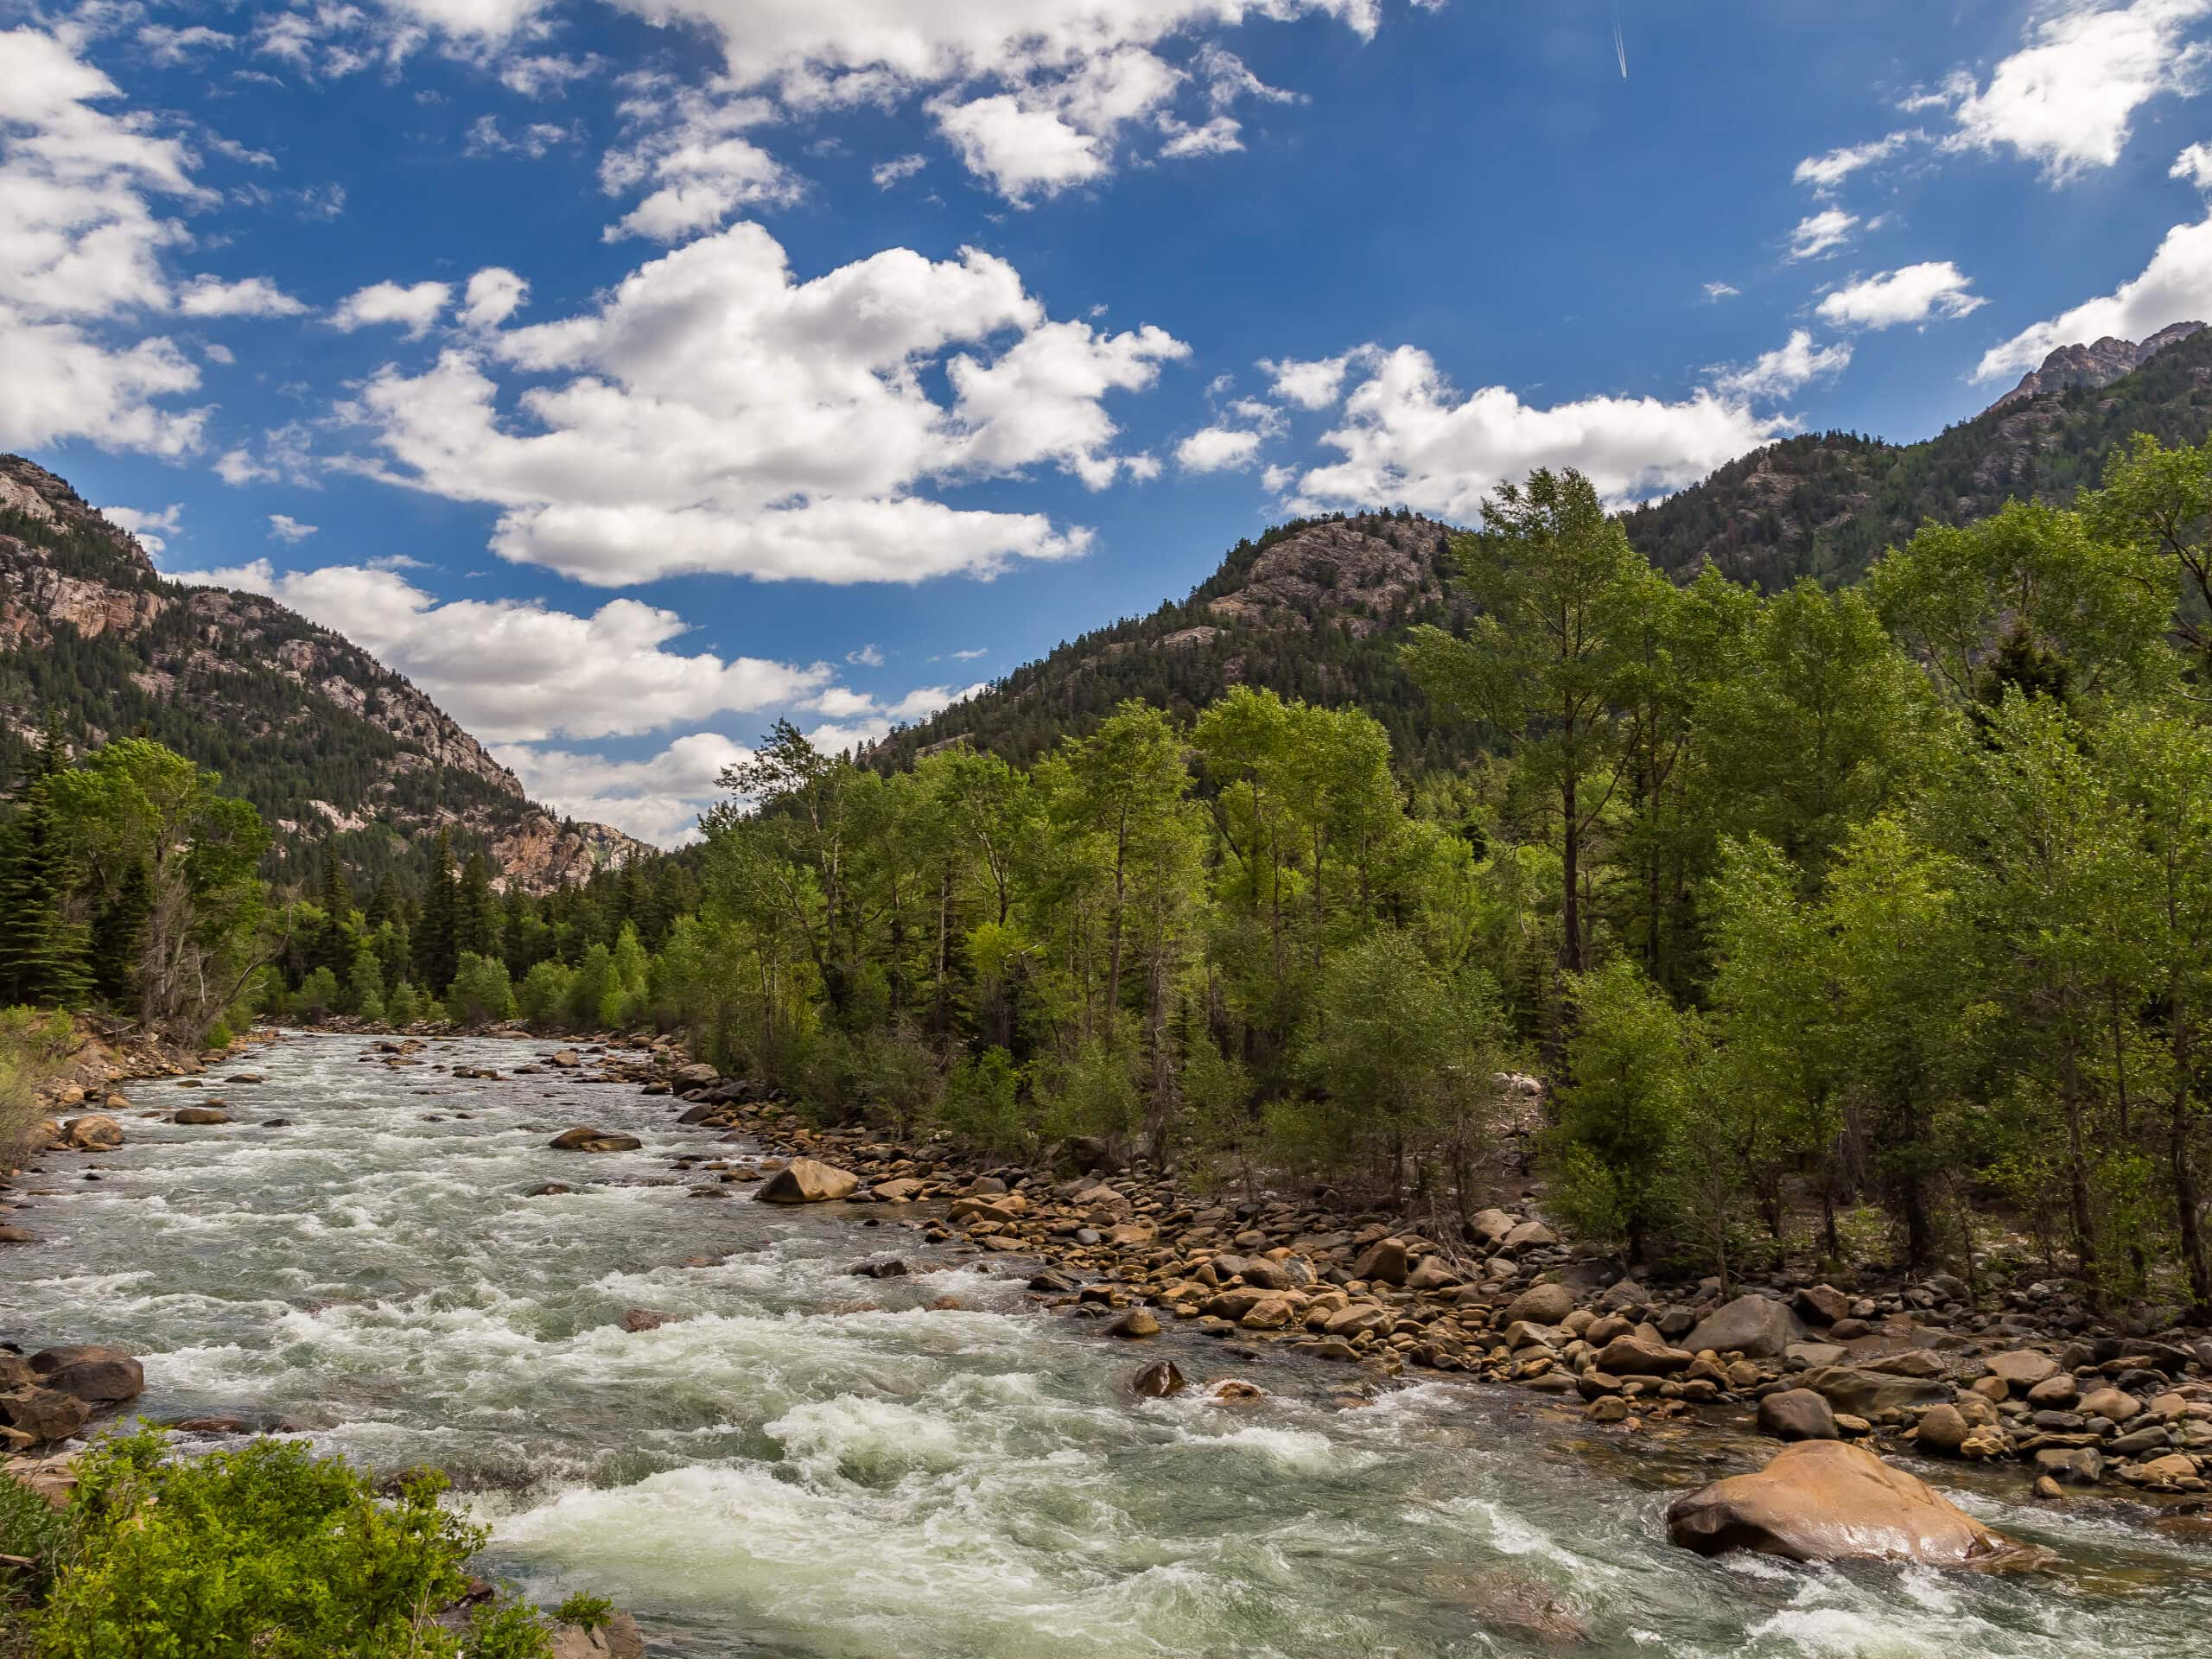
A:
[[1027, 1268, 1078, 1294], [1683, 1294, 1804, 1360], [549, 1608, 645, 1659], [1666, 1441, 2022, 1566], [1456, 1568, 1589, 1647], [753, 1157, 861, 1205], [2034, 1447, 2104, 1486], [1108, 1309, 1161, 1339], [549, 1128, 642, 1153], [60, 1115, 124, 1151], [1757, 1389, 1838, 1443], [30, 1346, 143, 1405], [671, 1063, 719, 1089], [1205, 1379, 1264, 1404], [550, 1050, 582, 1068], [0, 1227, 36, 1245], [524, 1182, 574, 1198], [618, 1308, 669, 1333], [870, 1178, 924, 1203], [1129, 1360, 1186, 1397], [173, 1107, 232, 1125], [1586, 1395, 1630, 1425], [0, 1389, 92, 1444], [849, 1259, 909, 1279]]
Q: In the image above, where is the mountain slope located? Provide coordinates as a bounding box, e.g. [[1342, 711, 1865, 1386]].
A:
[[887, 328, 2212, 766], [1621, 321, 2212, 590], [0, 456, 645, 892], [866, 511, 1484, 773]]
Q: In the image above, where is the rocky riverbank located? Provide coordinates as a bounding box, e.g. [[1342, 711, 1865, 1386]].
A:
[[508, 1037, 2212, 1522]]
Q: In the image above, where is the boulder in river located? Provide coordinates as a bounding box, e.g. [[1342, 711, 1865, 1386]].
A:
[[753, 1157, 860, 1204], [1684, 1294, 1803, 1359], [1108, 1309, 1160, 1338], [0, 1387, 93, 1444], [1666, 1441, 2022, 1566], [618, 1308, 669, 1333], [30, 1345, 143, 1405], [173, 1106, 232, 1125], [1455, 1568, 1589, 1647], [549, 1607, 645, 1659], [1130, 1360, 1186, 1398], [60, 1114, 124, 1150], [549, 1128, 642, 1153]]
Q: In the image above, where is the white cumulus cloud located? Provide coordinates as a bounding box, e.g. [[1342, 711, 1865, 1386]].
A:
[[1815, 262, 1985, 328], [1786, 208, 1858, 261], [332, 280, 453, 338], [341, 221, 1184, 585], [1975, 206, 2212, 379]]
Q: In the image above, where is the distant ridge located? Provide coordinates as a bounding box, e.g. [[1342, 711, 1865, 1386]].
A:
[[0, 455, 647, 892], [1987, 321, 2207, 412]]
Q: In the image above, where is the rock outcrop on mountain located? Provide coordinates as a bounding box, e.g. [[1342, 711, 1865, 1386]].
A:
[[1988, 322, 2205, 411], [0, 455, 645, 893]]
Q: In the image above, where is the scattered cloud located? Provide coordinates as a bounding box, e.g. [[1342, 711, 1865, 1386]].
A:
[[1711, 330, 1853, 399], [331, 280, 453, 338], [0, 26, 210, 455], [343, 222, 1184, 584], [1943, 0, 2212, 181], [1975, 206, 2212, 379], [162, 558, 836, 743], [176, 275, 308, 318], [1261, 349, 1367, 410], [845, 642, 885, 667], [1702, 281, 1740, 301], [465, 114, 581, 158], [1277, 344, 1789, 517], [459, 267, 528, 330], [1793, 130, 1923, 191], [1814, 261, 1984, 328], [871, 152, 925, 188], [1175, 424, 1266, 472], [2175, 140, 2212, 190], [268, 513, 319, 543], [1786, 207, 1858, 261], [138, 24, 235, 68], [598, 84, 799, 242]]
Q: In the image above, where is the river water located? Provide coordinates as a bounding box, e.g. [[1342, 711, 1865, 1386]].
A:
[[8, 1032, 2211, 1656]]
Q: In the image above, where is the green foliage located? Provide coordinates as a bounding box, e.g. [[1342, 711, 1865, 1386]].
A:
[[517, 959, 574, 1028], [552, 1592, 613, 1632], [293, 967, 340, 1020], [0, 1006, 73, 1161], [445, 954, 517, 1025], [32, 1428, 552, 1659], [386, 982, 426, 1027], [942, 1047, 1025, 1154]]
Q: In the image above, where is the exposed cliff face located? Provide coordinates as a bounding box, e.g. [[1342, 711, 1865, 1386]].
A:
[[0, 454, 647, 893], [1988, 322, 2206, 411]]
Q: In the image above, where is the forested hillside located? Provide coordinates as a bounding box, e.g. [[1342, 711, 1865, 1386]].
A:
[[0, 457, 644, 893], [880, 327, 2212, 770]]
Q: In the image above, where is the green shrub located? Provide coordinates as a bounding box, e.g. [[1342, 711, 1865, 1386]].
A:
[[200, 1020, 232, 1052], [444, 954, 517, 1026], [0, 1007, 73, 1164], [516, 960, 573, 1028], [0, 1464, 67, 1605], [553, 1592, 613, 1632], [32, 1428, 552, 1659], [386, 982, 425, 1026], [292, 967, 340, 1020]]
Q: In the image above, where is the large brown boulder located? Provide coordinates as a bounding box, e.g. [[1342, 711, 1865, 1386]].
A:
[[61, 1114, 124, 1151], [1666, 1441, 2018, 1566], [173, 1106, 232, 1125], [0, 1388, 93, 1444], [1501, 1282, 1576, 1327], [753, 1157, 860, 1204], [1351, 1237, 1409, 1285], [29, 1346, 143, 1405], [1756, 1389, 1838, 1442], [1595, 1335, 1691, 1376], [1684, 1294, 1804, 1359], [1797, 1364, 1951, 1418]]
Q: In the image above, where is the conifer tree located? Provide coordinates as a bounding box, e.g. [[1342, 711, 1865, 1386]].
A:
[[415, 830, 459, 995]]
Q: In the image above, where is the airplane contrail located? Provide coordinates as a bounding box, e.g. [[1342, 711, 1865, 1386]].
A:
[[1615, 18, 1628, 78]]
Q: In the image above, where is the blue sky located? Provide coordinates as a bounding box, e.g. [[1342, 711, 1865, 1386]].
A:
[[11, 0, 2212, 843]]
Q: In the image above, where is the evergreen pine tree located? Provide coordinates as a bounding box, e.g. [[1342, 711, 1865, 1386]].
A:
[[454, 853, 499, 960], [0, 785, 94, 1009], [92, 857, 154, 1008], [415, 830, 459, 995]]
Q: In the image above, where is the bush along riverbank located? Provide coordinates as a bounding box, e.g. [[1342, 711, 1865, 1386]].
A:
[[572, 1044, 2212, 1521]]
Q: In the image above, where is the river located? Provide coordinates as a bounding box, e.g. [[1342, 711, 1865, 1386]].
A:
[[8, 1032, 2211, 1656]]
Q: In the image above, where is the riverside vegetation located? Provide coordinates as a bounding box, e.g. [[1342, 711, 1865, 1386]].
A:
[[17, 434, 2212, 1637]]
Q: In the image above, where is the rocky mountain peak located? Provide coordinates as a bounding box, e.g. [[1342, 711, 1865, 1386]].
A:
[[1989, 321, 2207, 412], [0, 455, 157, 575]]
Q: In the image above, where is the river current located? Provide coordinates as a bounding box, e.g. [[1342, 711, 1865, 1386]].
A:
[[8, 1032, 2211, 1656]]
